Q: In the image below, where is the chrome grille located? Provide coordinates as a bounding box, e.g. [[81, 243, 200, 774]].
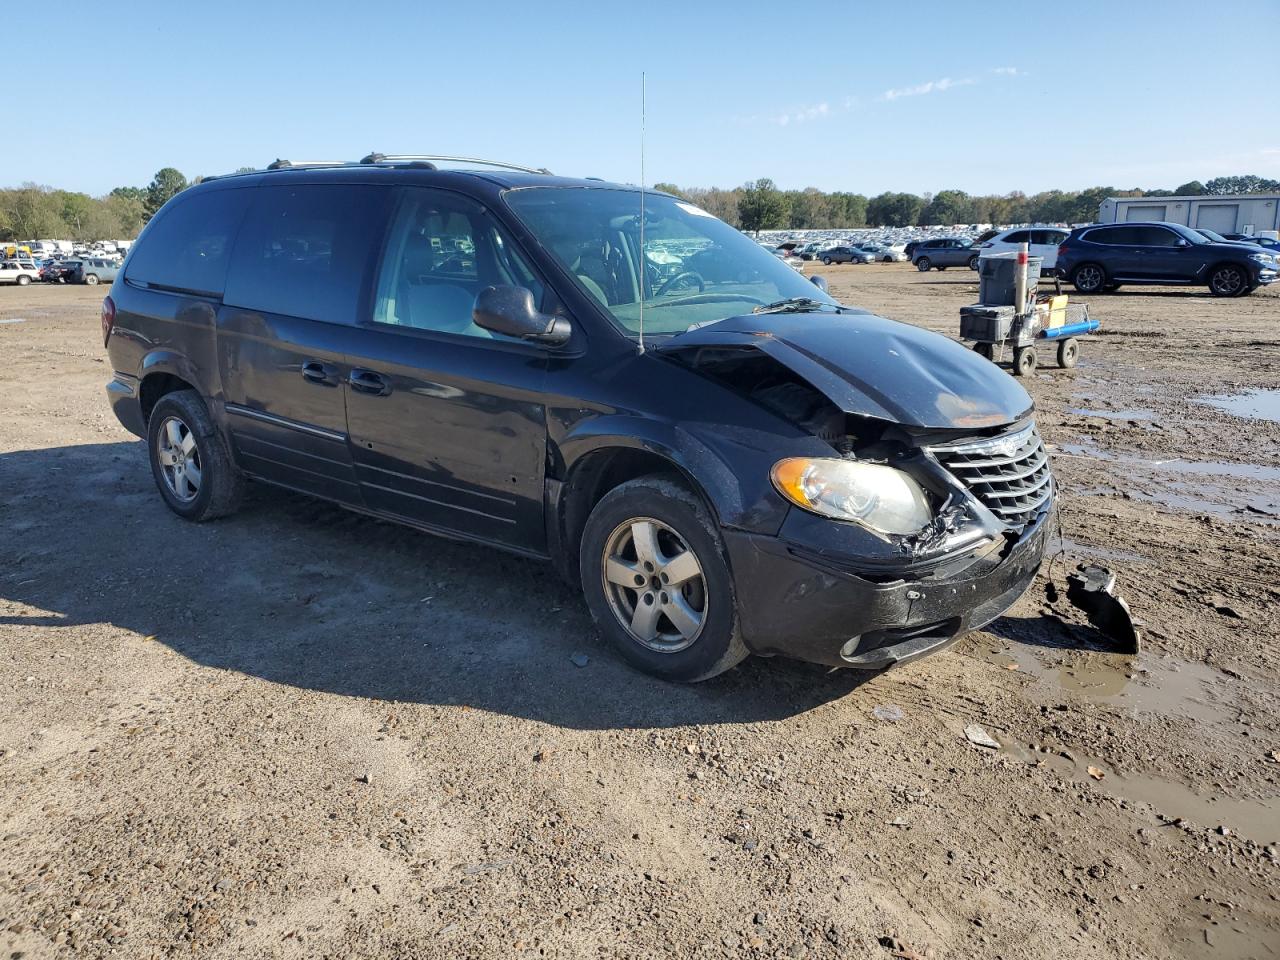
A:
[[930, 424, 1053, 529]]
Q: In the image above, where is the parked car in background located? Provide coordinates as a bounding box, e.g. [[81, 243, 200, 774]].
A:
[[911, 238, 978, 272], [771, 250, 805, 272], [797, 241, 826, 261], [903, 240, 922, 259], [1057, 221, 1278, 297], [1221, 233, 1280, 252], [819, 246, 872, 265], [860, 243, 907, 262], [39, 261, 67, 282], [70, 257, 121, 286], [0, 261, 41, 285], [975, 227, 1071, 271]]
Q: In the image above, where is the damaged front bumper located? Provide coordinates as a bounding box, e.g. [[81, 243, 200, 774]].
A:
[[723, 502, 1052, 669]]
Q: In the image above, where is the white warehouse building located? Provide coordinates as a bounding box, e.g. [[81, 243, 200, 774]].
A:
[[1095, 193, 1274, 235], [1098, 194, 1280, 236]]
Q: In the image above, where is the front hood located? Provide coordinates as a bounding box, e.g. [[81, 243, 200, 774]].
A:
[[657, 310, 1033, 429]]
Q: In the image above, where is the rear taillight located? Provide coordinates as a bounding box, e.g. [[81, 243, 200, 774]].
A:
[[101, 296, 116, 346], [1057, 244, 1068, 259]]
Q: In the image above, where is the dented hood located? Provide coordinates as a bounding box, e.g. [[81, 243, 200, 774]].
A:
[[657, 310, 1033, 429]]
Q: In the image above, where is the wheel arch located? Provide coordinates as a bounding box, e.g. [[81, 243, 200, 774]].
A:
[[550, 425, 746, 587], [137, 350, 207, 426]]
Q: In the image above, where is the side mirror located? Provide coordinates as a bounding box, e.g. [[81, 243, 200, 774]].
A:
[[809, 274, 829, 293], [473, 285, 571, 346], [1174, 239, 1189, 247]]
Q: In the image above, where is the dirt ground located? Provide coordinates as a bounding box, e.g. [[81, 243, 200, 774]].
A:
[[1, 268, 1277, 960]]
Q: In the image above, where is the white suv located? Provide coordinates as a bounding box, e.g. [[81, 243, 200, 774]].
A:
[[975, 227, 1071, 271], [0, 261, 40, 286]]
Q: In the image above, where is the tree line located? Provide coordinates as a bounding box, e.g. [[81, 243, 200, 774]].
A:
[[0, 167, 233, 242], [655, 174, 1280, 233], [3, 167, 1278, 242]]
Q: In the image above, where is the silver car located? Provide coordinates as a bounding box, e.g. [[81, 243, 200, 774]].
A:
[[911, 238, 979, 272], [75, 258, 122, 286]]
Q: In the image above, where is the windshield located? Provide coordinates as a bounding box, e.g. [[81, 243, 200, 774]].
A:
[[504, 187, 838, 335], [1197, 228, 1228, 242]]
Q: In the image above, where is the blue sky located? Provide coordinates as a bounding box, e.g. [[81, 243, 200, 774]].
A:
[[9, 0, 1277, 197]]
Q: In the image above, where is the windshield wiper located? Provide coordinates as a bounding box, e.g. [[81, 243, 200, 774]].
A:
[[752, 297, 839, 315]]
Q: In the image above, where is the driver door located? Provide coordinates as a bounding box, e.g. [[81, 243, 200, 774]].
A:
[[342, 187, 552, 553]]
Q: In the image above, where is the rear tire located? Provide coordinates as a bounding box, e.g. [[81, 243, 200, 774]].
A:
[[579, 475, 747, 683], [1072, 263, 1106, 294], [915, 257, 931, 272], [973, 342, 995, 361], [822, 257, 832, 266], [968, 255, 980, 270], [1013, 346, 1037, 377], [85, 273, 99, 286], [16, 275, 30, 286], [147, 389, 243, 522]]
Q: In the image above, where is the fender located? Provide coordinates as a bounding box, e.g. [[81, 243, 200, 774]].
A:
[[139, 348, 210, 398], [553, 412, 810, 535]]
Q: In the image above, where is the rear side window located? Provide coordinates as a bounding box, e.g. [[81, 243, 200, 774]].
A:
[[1084, 226, 1137, 245], [1002, 230, 1031, 244], [125, 188, 250, 295], [224, 184, 392, 324]]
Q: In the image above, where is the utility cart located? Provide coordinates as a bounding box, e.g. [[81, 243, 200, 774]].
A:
[[960, 249, 1101, 376]]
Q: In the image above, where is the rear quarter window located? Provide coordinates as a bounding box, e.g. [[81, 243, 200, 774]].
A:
[[125, 188, 251, 295], [223, 184, 392, 324]]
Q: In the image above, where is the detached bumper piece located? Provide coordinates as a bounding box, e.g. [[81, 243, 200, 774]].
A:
[[723, 505, 1051, 669]]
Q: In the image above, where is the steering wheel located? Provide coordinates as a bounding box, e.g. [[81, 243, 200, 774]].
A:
[[655, 271, 705, 297]]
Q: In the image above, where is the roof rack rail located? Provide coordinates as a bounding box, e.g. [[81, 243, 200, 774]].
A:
[[265, 159, 347, 170], [358, 153, 551, 175]]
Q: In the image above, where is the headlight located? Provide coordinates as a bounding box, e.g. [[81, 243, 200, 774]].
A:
[[1249, 253, 1277, 265], [772, 458, 932, 535]]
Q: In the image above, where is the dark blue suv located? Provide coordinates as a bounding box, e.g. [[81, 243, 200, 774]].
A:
[[1056, 221, 1278, 297]]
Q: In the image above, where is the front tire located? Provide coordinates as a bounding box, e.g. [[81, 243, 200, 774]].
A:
[[1208, 264, 1248, 297], [147, 389, 243, 522], [822, 257, 832, 266], [579, 475, 747, 682], [968, 255, 980, 270], [1057, 337, 1079, 368], [915, 257, 931, 272], [16, 275, 30, 286], [1072, 263, 1106, 294]]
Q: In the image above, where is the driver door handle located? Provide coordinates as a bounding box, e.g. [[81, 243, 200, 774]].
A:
[[349, 368, 390, 396]]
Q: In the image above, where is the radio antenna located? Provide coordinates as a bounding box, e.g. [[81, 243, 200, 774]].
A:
[[637, 71, 646, 355]]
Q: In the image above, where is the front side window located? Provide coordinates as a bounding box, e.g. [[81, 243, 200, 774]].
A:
[[224, 184, 391, 324], [504, 187, 835, 337], [1134, 226, 1180, 246], [1003, 230, 1031, 244], [372, 188, 543, 339]]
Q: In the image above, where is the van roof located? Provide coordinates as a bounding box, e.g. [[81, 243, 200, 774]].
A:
[[200, 156, 637, 194]]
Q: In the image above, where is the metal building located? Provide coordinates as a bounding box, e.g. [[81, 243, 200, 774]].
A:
[[1098, 194, 1280, 235]]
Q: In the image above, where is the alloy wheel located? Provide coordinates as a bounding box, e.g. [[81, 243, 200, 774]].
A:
[[155, 416, 202, 502], [1210, 266, 1244, 296], [601, 517, 707, 653], [1075, 265, 1104, 292]]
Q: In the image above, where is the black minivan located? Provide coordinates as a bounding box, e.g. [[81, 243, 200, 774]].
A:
[[104, 155, 1053, 681]]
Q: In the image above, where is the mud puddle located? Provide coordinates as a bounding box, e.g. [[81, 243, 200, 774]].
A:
[[1196, 388, 1280, 425], [968, 641, 1236, 728], [965, 640, 1277, 843], [1049, 534, 1150, 564], [1067, 406, 1159, 421], [1053, 440, 1280, 520]]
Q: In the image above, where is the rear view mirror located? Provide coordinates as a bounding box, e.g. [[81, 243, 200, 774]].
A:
[[473, 285, 571, 346], [809, 275, 829, 293]]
